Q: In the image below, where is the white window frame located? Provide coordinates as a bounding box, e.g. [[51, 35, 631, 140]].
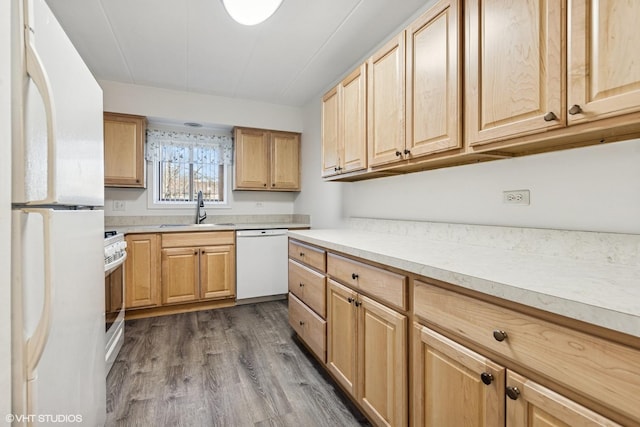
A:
[[145, 125, 233, 210]]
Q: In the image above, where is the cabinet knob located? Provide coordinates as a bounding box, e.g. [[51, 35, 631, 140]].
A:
[[334, 167, 338, 172], [404, 149, 411, 155], [492, 330, 508, 342], [194, 250, 198, 255], [299, 320, 305, 326], [569, 104, 583, 115], [263, 183, 267, 187], [299, 283, 304, 288], [299, 252, 305, 257], [480, 372, 494, 385], [354, 301, 361, 307], [543, 111, 557, 122], [506, 386, 521, 400], [395, 150, 402, 157], [201, 250, 205, 254], [272, 183, 275, 187], [347, 297, 354, 304], [136, 179, 140, 183], [351, 273, 359, 280]]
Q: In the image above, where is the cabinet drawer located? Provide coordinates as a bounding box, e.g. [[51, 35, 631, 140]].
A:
[[288, 293, 326, 362], [327, 253, 407, 310], [414, 280, 640, 424], [288, 240, 326, 272], [288, 259, 326, 318], [162, 231, 235, 248]]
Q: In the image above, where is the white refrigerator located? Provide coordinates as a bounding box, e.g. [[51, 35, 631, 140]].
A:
[[9, 0, 106, 425]]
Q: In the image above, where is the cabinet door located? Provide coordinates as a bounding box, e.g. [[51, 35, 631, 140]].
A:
[[103, 112, 146, 188], [368, 32, 406, 167], [327, 279, 357, 396], [322, 86, 340, 177], [406, 0, 461, 157], [412, 324, 505, 427], [357, 295, 407, 427], [234, 127, 270, 189], [200, 245, 235, 299], [161, 247, 199, 304], [465, 0, 564, 146], [125, 234, 160, 309], [568, 1, 640, 124], [506, 371, 621, 427], [342, 64, 367, 173], [270, 132, 300, 190]]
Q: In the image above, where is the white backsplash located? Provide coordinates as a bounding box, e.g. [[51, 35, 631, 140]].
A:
[[348, 217, 640, 267], [105, 213, 310, 227]]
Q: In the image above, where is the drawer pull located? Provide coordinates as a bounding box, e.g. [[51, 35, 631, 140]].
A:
[[347, 297, 354, 304], [480, 372, 494, 385], [351, 273, 359, 280], [506, 386, 521, 400], [299, 320, 305, 326], [299, 283, 304, 288], [543, 111, 557, 122], [492, 330, 508, 342], [568, 104, 583, 115]]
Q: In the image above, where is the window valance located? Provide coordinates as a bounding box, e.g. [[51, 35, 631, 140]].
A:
[[145, 128, 233, 165]]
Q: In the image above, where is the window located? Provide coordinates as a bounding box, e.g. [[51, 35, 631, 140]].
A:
[[146, 128, 233, 205]]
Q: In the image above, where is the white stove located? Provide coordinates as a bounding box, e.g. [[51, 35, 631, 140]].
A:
[[104, 231, 126, 375]]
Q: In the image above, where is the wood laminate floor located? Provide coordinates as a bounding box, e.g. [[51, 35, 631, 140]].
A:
[[106, 300, 370, 426]]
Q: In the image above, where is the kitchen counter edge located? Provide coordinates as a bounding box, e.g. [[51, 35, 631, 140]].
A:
[[287, 229, 640, 339]]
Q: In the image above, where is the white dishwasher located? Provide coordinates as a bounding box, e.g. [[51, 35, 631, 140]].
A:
[[236, 229, 289, 302]]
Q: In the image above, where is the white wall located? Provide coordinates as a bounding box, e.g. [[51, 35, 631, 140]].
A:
[[295, 98, 640, 233], [100, 80, 305, 217], [100, 80, 303, 132]]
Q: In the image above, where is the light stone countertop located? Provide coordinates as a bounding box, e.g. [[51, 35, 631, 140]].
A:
[[113, 222, 310, 235], [288, 228, 640, 339]]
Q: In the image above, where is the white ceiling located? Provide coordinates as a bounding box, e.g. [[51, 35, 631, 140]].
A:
[[45, 0, 430, 107]]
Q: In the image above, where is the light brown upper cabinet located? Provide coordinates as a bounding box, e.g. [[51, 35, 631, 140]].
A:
[[103, 112, 146, 188], [464, 0, 565, 146], [466, 0, 640, 148], [406, 0, 462, 157], [234, 127, 300, 191], [322, 64, 367, 177], [568, 0, 640, 124], [368, 32, 407, 167]]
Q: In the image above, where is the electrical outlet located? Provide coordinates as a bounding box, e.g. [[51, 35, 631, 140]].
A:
[[503, 190, 530, 205], [113, 200, 126, 211]]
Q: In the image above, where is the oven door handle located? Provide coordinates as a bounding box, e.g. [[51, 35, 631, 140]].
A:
[[105, 252, 127, 276]]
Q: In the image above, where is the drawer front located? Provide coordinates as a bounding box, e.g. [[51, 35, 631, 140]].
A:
[[414, 280, 640, 424], [288, 259, 326, 318], [288, 240, 326, 272], [327, 253, 407, 310], [162, 231, 235, 248], [288, 293, 326, 362]]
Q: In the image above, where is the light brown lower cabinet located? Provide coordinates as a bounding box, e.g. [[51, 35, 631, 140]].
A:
[[412, 323, 621, 427], [327, 279, 407, 427], [162, 244, 235, 305], [125, 233, 160, 309]]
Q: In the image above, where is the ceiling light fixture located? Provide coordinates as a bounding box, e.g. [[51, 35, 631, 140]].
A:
[[221, 0, 283, 26]]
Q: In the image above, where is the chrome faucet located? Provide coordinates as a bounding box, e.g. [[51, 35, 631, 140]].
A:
[[195, 190, 207, 224]]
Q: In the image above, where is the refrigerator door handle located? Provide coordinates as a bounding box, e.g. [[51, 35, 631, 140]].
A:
[[24, 19, 58, 204], [25, 209, 54, 381]]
